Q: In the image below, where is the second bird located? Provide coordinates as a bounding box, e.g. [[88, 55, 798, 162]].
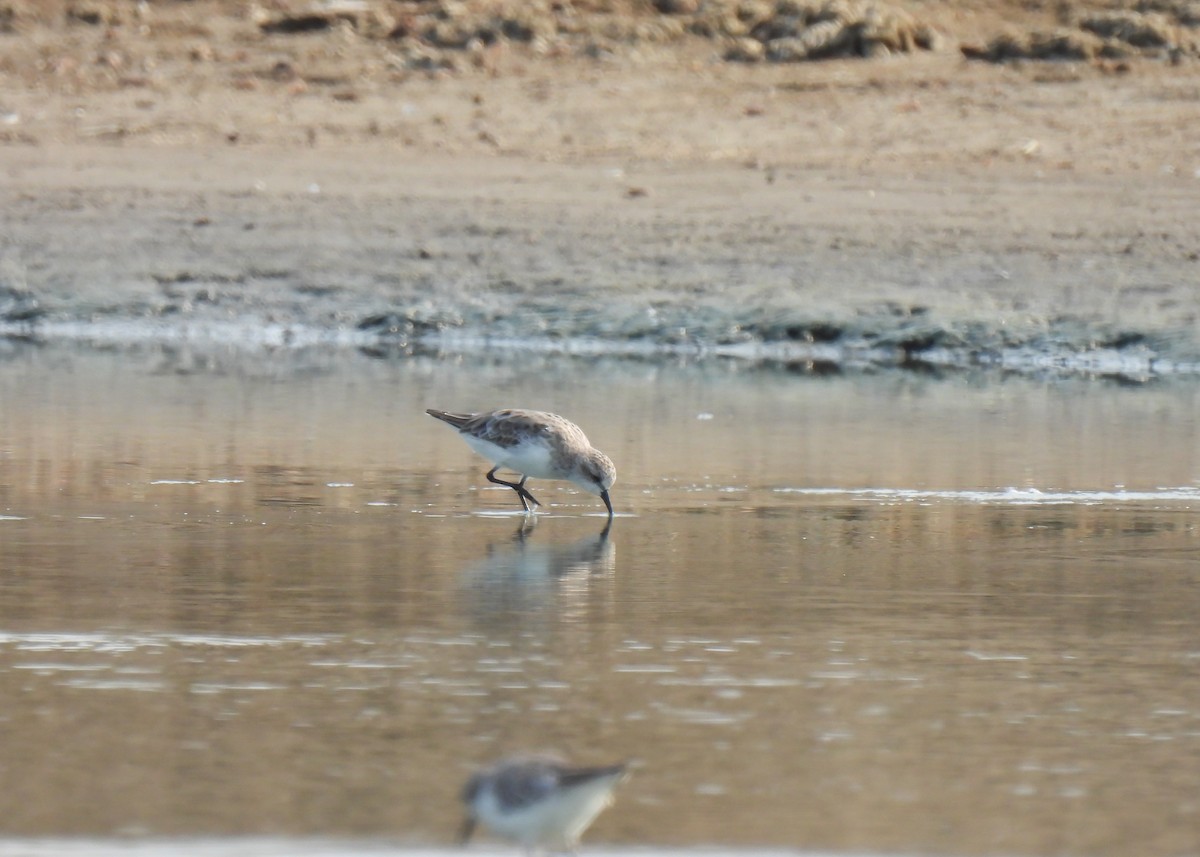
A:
[[426, 408, 617, 518], [460, 754, 630, 853]]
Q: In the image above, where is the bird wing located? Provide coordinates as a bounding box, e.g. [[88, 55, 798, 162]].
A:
[[492, 759, 562, 810]]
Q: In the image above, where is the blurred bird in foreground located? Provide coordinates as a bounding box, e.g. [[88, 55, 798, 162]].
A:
[[460, 754, 629, 853]]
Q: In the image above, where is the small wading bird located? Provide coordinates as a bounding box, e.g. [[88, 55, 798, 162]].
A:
[[426, 408, 616, 519], [460, 754, 630, 854]]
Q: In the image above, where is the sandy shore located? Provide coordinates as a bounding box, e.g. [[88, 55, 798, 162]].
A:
[[2, 1, 1199, 376]]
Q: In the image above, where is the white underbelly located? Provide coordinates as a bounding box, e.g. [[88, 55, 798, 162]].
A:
[[476, 779, 615, 848], [464, 434, 560, 480]]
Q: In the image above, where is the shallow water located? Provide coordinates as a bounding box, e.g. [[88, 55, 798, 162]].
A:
[[1, 343, 1199, 856]]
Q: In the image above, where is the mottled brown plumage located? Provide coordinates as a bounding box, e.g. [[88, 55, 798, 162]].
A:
[[427, 408, 616, 518]]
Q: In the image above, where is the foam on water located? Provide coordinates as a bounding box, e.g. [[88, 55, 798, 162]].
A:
[[0, 845, 846, 857], [0, 632, 338, 652], [774, 486, 1200, 505]]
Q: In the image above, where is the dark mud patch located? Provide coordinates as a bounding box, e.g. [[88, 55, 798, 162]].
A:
[[3, 148, 1198, 383], [3, 301, 1196, 383]]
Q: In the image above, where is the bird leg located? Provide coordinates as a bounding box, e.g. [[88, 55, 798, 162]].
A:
[[458, 815, 477, 846], [486, 467, 542, 513]]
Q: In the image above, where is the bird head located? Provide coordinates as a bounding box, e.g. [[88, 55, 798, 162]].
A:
[[570, 450, 617, 518], [570, 450, 616, 497]]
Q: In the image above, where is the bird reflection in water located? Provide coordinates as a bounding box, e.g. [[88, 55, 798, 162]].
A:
[[458, 518, 616, 626]]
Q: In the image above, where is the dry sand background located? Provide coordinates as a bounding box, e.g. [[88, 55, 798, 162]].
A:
[[1, 0, 1199, 374]]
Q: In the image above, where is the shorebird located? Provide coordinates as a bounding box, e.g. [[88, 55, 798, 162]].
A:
[[426, 408, 616, 519], [460, 754, 629, 853]]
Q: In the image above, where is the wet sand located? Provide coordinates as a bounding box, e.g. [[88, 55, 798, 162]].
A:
[[2, 2, 1200, 375], [4, 141, 1198, 376]]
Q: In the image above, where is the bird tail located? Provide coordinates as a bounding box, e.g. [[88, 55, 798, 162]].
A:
[[426, 409, 475, 429], [559, 762, 629, 789]]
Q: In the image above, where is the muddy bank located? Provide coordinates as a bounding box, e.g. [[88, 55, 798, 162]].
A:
[[1, 1, 1199, 378], [2, 144, 1198, 379]]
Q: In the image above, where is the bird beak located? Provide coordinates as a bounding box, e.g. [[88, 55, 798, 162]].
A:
[[459, 815, 477, 846], [601, 489, 613, 519]]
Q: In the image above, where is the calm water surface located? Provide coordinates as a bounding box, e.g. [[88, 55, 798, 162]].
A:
[[1, 344, 1198, 856]]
